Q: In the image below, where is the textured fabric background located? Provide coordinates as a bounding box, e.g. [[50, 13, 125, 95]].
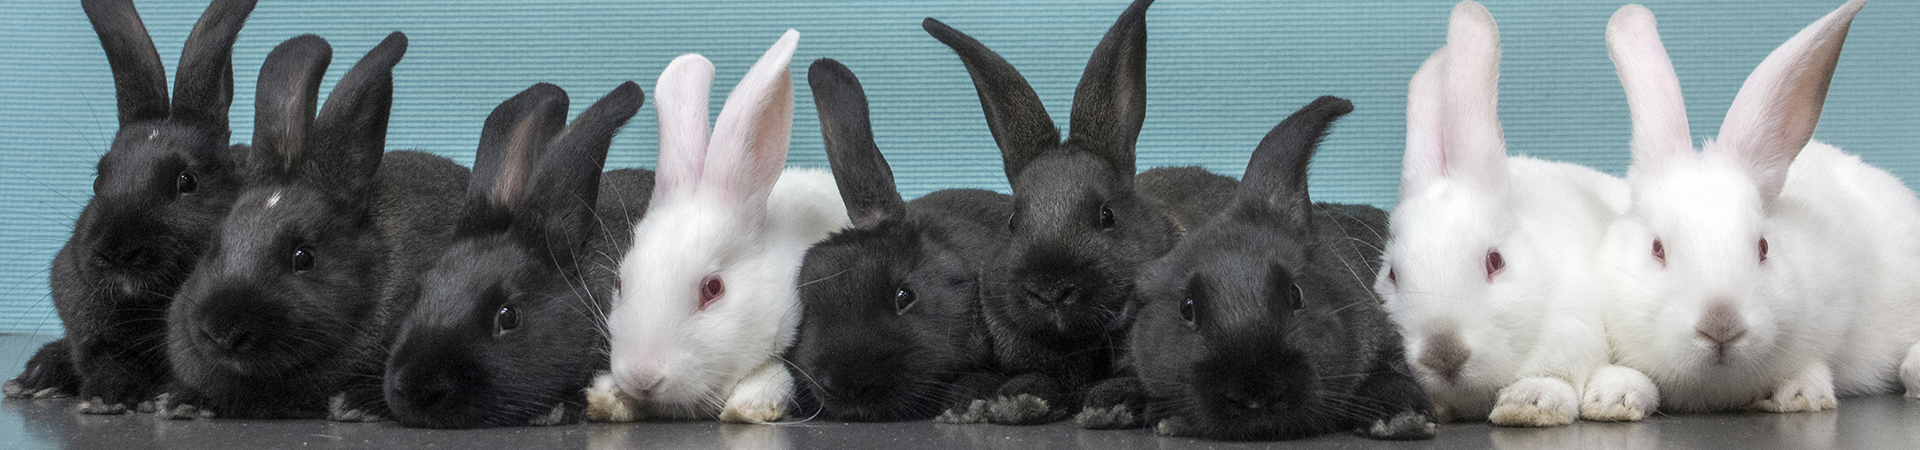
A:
[[0, 0, 1914, 333]]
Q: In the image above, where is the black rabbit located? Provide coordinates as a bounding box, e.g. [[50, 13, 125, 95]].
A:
[[4, 0, 258, 415], [157, 32, 469, 420], [383, 82, 649, 428], [1077, 96, 1435, 440], [786, 58, 1011, 422], [924, 0, 1236, 424]]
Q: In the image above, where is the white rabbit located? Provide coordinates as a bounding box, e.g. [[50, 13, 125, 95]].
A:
[[1601, 0, 1920, 413], [1377, 1, 1655, 427], [586, 30, 851, 424]]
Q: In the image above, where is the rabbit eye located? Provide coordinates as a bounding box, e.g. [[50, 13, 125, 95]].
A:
[[1099, 206, 1116, 229], [1288, 283, 1306, 311], [894, 287, 917, 314], [699, 276, 724, 311], [1758, 238, 1769, 263], [292, 246, 315, 272], [1179, 297, 1196, 329], [1484, 249, 1505, 281], [1387, 267, 1397, 285], [1652, 239, 1666, 266], [176, 172, 198, 195], [494, 304, 520, 335], [1006, 212, 1017, 232]]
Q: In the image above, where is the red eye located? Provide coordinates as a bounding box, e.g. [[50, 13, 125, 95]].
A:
[[1484, 249, 1504, 281], [1652, 239, 1666, 265], [699, 276, 724, 310], [1387, 268, 1398, 285], [1758, 238, 1769, 262]]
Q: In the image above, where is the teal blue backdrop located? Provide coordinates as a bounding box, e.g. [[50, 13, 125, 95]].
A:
[[1, 0, 1915, 333]]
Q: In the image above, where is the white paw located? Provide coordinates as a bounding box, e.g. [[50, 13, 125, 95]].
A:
[[584, 372, 641, 423], [77, 396, 130, 415], [1900, 343, 1920, 398], [529, 404, 568, 426], [1488, 377, 1578, 427], [1581, 366, 1658, 422], [151, 393, 214, 420], [934, 399, 989, 424], [326, 393, 383, 422], [985, 394, 1057, 425], [718, 396, 785, 424], [1750, 365, 1837, 413]]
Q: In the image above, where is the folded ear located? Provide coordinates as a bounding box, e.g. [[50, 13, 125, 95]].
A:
[[1065, 0, 1152, 180], [703, 29, 799, 211], [249, 34, 331, 182], [1238, 96, 1352, 233], [1715, 0, 1863, 202], [470, 83, 569, 217], [310, 32, 407, 200], [169, 0, 257, 129], [652, 54, 716, 201], [924, 17, 1059, 182], [1607, 4, 1695, 175], [810, 58, 905, 229], [82, 0, 169, 125], [522, 81, 645, 253]]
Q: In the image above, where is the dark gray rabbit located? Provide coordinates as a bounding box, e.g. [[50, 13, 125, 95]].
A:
[[924, 0, 1235, 424], [383, 82, 649, 429], [158, 32, 469, 420], [1077, 97, 1435, 440], [4, 0, 258, 414], [786, 58, 1011, 422]]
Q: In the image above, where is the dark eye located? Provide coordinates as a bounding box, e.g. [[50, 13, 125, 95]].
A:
[[1006, 212, 1017, 232], [176, 172, 198, 194], [292, 246, 315, 272], [1652, 239, 1666, 265], [1287, 283, 1306, 311], [1099, 206, 1116, 229], [1180, 297, 1196, 329], [1758, 238, 1769, 263], [494, 304, 520, 334], [1485, 249, 1505, 281], [894, 287, 917, 314], [699, 276, 724, 311]]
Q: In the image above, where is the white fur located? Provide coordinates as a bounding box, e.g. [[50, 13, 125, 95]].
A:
[[1599, 0, 1919, 412], [1378, 1, 1647, 426], [595, 30, 852, 423]]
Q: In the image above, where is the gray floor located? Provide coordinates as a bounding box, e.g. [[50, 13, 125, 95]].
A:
[[4, 333, 1917, 450]]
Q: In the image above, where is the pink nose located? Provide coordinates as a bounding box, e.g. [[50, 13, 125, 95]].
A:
[[615, 362, 665, 400], [1695, 302, 1748, 363]]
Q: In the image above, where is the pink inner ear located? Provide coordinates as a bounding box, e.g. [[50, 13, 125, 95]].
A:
[[654, 54, 717, 200]]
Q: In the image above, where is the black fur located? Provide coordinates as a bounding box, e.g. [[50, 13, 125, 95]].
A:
[[7, 0, 258, 414], [384, 82, 648, 429], [925, 0, 1235, 424], [160, 32, 470, 420], [1092, 97, 1435, 440], [787, 59, 1010, 422]]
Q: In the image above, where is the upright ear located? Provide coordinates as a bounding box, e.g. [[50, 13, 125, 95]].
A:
[[249, 34, 331, 182], [1430, 1, 1510, 193], [924, 17, 1059, 182], [1066, 0, 1151, 180], [1238, 96, 1353, 233], [169, 0, 257, 129], [82, 0, 169, 125], [311, 32, 408, 198], [523, 81, 645, 252], [703, 29, 799, 210], [652, 54, 716, 201], [810, 58, 905, 229], [1607, 4, 1695, 175], [1715, 0, 1863, 202], [1401, 48, 1448, 195], [470, 83, 569, 217]]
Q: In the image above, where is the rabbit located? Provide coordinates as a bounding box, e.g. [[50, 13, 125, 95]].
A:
[[922, 0, 1237, 425], [783, 58, 1013, 422], [4, 0, 257, 414], [383, 81, 648, 429], [156, 32, 470, 420], [1078, 96, 1436, 440], [586, 29, 853, 424], [1599, 0, 1920, 413], [1372, 1, 1655, 427]]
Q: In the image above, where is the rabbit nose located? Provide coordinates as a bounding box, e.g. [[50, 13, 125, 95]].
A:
[[398, 367, 464, 412], [94, 242, 160, 269], [1418, 331, 1470, 383], [1024, 282, 1080, 305], [1695, 302, 1748, 363]]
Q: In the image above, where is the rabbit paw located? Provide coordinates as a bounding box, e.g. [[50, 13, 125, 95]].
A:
[[1073, 404, 1139, 429], [1488, 377, 1578, 427], [528, 404, 569, 426], [1152, 417, 1194, 437], [985, 394, 1058, 425], [3, 379, 71, 400], [934, 399, 989, 424], [151, 393, 214, 420], [1750, 365, 1836, 413], [718, 362, 791, 424], [327, 394, 383, 422], [584, 373, 641, 422], [1362, 411, 1438, 440], [76, 397, 132, 415], [1900, 343, 1920, 398], [1581, 365, 1658, 422], [717, 398, 784, 424]]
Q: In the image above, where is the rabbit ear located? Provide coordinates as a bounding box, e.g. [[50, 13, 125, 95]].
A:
[[652, 54, 716, 201], [1066, 0, 1152, 180], [169, 0, 257, 129], [1401, 48, 1447, 192], [1238, 96, 1352, 233], [523, 81, 645, 252], [703, 29, 799, 210], [249, 34, 331, 181], [810, 58, 905, 229], [82, 0, 169, 125], [924, 17, 1060, 182], [310, 32, 407, 198], [1715, 0, 1863, 202], [1607, 4, 1695, 172], [471, 83, 569, 216], [1440, 1, 1507, 189]]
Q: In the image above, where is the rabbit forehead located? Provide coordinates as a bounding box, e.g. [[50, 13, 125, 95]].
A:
[[411, 238, 532, 329], [1008, 149, 1121, 196], [797, 228, 918, 310]]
